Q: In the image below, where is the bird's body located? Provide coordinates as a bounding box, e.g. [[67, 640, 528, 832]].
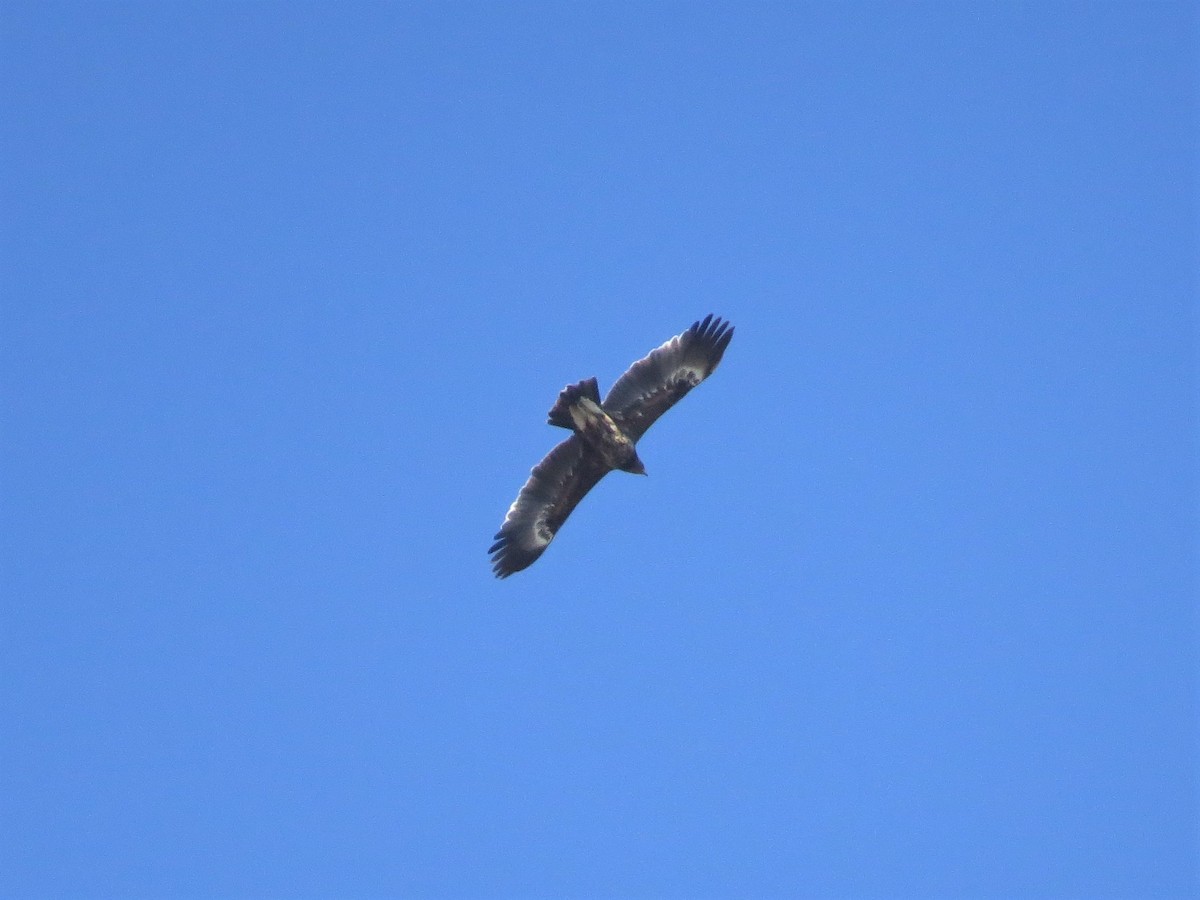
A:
[[547, 376, 645, 474], [565, 396, 642, 471], [490, 315, 734, 578]]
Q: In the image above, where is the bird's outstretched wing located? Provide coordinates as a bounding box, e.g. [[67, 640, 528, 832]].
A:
[[602, 314, 734, 442], [489, 436, 611, 578]]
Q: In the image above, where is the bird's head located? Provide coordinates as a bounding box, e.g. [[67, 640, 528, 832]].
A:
[[622, 453, 647, 476]]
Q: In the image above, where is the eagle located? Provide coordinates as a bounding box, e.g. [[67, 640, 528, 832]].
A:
[[489, 314, 734, 578]]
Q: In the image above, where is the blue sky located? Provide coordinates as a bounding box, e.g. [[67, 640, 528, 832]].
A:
[[2, 2, 1196, 897]]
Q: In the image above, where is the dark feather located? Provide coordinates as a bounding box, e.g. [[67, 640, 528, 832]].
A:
[[602, 314, 734, 441], [489, 435, 611, 578], [547, 376, 602, 429]]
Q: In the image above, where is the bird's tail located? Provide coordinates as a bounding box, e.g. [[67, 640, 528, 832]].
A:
[[547, 377, 602, 429]]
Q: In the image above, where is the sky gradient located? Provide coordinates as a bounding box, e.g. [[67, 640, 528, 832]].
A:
[[3, 2, 1197, 897]]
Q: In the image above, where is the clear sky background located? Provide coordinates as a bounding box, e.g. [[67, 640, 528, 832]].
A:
[[2, 2, 1197, 898]]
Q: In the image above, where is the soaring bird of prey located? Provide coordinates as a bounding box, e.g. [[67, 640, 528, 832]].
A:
[[489, 314, 734, 578]]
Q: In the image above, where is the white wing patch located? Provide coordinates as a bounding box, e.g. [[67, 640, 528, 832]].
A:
[[530, 518, 554, 548], [500, 494, 554, 550]]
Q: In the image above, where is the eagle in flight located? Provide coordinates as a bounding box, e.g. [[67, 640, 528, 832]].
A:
[[490, 314, 734, 578]]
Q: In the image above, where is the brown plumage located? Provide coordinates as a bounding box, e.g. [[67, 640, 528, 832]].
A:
[[489, 314, 734, 578]]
